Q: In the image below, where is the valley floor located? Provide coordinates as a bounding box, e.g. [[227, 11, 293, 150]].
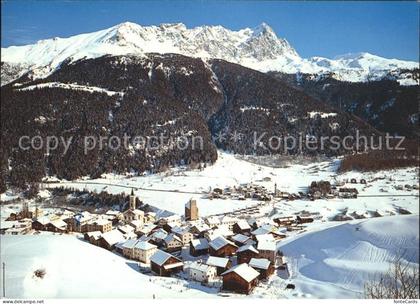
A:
[[20, 151, 419, 219]]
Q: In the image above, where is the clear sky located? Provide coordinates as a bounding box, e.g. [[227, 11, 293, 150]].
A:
[[1, 0, 418, 61]]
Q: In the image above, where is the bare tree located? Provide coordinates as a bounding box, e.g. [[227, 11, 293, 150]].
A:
[[365, 254, 419, 299]]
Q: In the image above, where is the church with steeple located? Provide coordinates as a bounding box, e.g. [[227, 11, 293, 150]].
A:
[[123, 188, 144, 223]]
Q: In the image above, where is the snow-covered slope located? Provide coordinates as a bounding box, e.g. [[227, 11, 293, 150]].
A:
[[1, 22, 417, 84], [278, 215, 419, 298], [0, 234, 217, 298]]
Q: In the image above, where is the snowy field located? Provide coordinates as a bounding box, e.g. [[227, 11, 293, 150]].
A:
[[0, 234, 217, 299], [278, 214, 419, 298], [1, 215, 418, 299], [35, 151, 419, 218]]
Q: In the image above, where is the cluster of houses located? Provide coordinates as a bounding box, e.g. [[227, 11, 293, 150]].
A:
[[3, 190, 295, 294], [307, 179, 362, 200], [111, 210, 287, 294], [206, 183, 274, 201]]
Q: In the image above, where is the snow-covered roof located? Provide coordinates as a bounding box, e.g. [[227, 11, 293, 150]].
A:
[[49, 219, 67, 229], [91, 218, 111, 226], [0, 221, 15, 229], [206, 217, 220, 225], [128, 219, 143, 228], [151, 229, 168, 240], [118, 224, 135, 234], [188, 261, 215, 273], [101, 230, 125, 246], [190, 238, 209, 250], [237, 243, 259, 254], [231, 234, 250, 244], [74, 212, 93, 223], [105, 210, 121, 216], [163, 262, 183, 270], [221, 216, 236, 224], [150, 249, 177, 266], [221, 264, 259, 282], [134, 241, 157, 251], [209, 236, 236, 251], [139, 223, 157, 234], [235, 220, 251, 230], [121, 239, 138, 249], [249, 258, 271, 270], [257, 240, 276, 251], [255, 234, 275, 243], [172, 226, 190, 235], [206, 256, 229, 268], [191, 223, 210, 232], [86, 231, 102, 240], [35, 216, 50, 225], [163, 233, 182, 244], [207, 225, 233, 240], [251, 226, 270, 235]]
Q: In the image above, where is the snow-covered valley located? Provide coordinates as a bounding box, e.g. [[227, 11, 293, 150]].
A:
[[34, 151, 419, 218]]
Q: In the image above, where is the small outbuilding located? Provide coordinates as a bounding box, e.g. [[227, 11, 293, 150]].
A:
[[189, 238, 209, 256], [236, 244, 259, 264], [221, 264, 259, 294], [249, 258, 275, 280], [150, 250, 183, 277], [209, 236, 238, 257]]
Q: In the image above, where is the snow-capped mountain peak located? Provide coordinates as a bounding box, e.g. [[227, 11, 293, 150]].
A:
[[1, 21, 418, 85]]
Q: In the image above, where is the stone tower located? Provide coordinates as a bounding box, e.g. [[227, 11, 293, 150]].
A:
[[129, 188, 136, 210], [185, 198, 198, 221], [22, 201, 30, 218]]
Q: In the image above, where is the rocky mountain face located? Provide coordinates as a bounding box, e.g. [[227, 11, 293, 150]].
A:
[[269, 71, 419, 138], [1, 54, 378, 191], [1, 22, 418, 85]]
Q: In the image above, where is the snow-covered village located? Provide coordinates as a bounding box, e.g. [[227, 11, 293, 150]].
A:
[[1, 0, 419, 302], [1, 152, 419, 299]]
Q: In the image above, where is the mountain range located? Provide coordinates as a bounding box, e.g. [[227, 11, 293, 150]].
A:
[[1, 22, 418, 85]]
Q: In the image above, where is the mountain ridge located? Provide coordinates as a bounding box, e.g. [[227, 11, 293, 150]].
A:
[[1, 21, 418, 85]]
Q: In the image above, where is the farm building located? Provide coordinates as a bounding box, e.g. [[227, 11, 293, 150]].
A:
[[232, 220, 251, 235], [32, 216, 50, 231], [221, 264, 260, 294], [99, 229, 126, 250], [206, 256, 231, 275], [230, 234, 252, 247], [249, 258, 275, 280], [189, 223, 210, 237], [209, 236, 238, 257], [237, 244, 259, 264], [45, 219, 68, 233], [150, 250, 183, 277], [85, 231, 102, 246], [163, 233, 183, 252], [257, 241, 277, 263], [189, 238, 209, 256]]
